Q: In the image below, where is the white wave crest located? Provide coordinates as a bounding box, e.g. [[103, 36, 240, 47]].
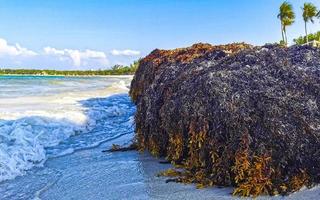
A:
[[0, 77, 134, 182], [0, 117, 85, 182]]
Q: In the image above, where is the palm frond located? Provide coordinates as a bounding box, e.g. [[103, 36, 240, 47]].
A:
[[302, 3, 318, 23]]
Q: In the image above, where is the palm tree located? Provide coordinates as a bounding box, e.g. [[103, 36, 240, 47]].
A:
[[302, 3, 318, 43], [278, 2, 295, 46]]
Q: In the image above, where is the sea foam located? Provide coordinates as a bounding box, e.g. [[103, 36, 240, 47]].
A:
[[0, 76, 134, 182]]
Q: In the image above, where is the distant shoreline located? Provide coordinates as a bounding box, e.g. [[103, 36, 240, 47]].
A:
[[0, 74, 134, 78], [0, 61, 139, 77]]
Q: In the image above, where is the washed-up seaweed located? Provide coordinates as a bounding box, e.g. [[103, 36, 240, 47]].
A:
[[103, 143, 137, 152], [129, 43, 320, 196]]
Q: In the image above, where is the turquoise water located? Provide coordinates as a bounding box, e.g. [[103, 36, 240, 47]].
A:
[[0, 75, 130, 98], [0, 76, 134, 183]]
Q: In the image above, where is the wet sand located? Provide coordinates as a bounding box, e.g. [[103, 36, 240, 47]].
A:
[[1, 132, 319, 200]]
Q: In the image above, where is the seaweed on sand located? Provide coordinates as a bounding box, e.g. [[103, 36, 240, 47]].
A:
[[103, 143, 137, 152], [129, 43, 320, 197]]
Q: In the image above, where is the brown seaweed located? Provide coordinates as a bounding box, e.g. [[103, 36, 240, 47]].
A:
[[130, 43, 320, 197]]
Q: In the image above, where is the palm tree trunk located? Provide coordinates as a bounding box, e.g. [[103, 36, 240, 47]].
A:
[[284, 27, 288, 46], [305, 21, 309, 44], [281, 23, 285, 44]]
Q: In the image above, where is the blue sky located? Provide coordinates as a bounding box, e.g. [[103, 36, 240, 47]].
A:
[[0, 0, 319, 70]]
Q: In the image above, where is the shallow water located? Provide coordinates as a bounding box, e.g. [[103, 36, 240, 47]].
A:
[[0, 76, 134, 182]]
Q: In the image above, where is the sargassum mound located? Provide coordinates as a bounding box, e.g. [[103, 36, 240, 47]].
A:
[[129, 43, 320, 197]]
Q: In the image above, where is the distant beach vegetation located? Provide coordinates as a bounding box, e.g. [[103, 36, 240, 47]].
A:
[[293, 31, 320, 45], [0, 60, 140, 76]]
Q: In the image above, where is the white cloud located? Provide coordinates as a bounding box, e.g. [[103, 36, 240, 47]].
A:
[[43, 46, 65, 56], [44, 47, 108, 67], [0, 37, 141, 69], [0, 38, 37, 57], [111, 49, 141, 56]]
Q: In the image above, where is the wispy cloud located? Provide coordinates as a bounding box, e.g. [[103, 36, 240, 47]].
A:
[[111, 49, 141, 56], [44, 47, 108, 67], [0, 37, 141, 69], [0, 38, 37, 57]]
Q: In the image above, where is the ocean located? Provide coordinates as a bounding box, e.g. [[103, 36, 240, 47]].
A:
[[0, 76, 135, 183]]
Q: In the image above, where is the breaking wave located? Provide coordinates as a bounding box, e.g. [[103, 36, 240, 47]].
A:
[[0, 76, 135, 182]]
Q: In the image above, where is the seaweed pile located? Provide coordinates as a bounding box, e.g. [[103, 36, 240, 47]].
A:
[[129, 43, 320, 196]]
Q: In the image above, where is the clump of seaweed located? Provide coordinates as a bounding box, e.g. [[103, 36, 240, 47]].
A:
[[103, 143, 137, 152], [130, 43, 320, 197]]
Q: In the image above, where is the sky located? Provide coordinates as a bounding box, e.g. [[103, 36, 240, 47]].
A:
[[0, 0, 319, 70]]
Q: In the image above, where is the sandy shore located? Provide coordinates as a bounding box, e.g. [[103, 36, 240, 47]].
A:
[[0, 133, 319, 200]]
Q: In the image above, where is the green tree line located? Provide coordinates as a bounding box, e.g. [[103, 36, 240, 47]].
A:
[[278, 1, 320, 46], [0, 60, 140, 76]]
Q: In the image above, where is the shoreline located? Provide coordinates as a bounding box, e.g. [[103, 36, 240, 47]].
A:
[[1, 132, 319, 200], [0, 74, 134, 78]]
